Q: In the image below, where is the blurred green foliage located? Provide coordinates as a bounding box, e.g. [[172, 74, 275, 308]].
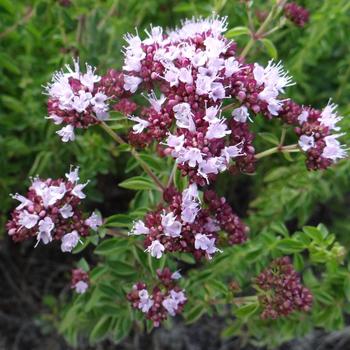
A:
[[1, 0, 350, 348]]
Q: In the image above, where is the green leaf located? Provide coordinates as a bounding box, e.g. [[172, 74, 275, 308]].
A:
[[293, 253, 304, 271], [235, 302, 259, 318], [0, 0, 15, 14], [270, 221, 289, 237], [260, 38, 278, 59], [0, 53, 20, 74], [221, 321, 242, 338], [185, 304, 206, 324], [95, 238, 129, 255], [173, 252, 196, 264], [139, 154, 164, 172], [343, 276, 350, 302], [173, 3, 195, 13], [77, 258, 89, 272], [113, 315, 132, 343], [119, 176, 158, 191], [303, 226, 325, 243], [104, 214, 133, 228], [225, 26, 250, 38], [89, 316, 112, 343], [258, 132, 280, 146], [277, 239, 305, 253], [72, 237, 90, 254], [313, 289, 334, 305], [108, 261, 136, 277], [90, 266, 107, 281], [99, 283, 117, 299], [264, 167, 291, 182]]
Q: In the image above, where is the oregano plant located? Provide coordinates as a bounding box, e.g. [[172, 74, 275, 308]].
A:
[[5, 1, 350, 348]]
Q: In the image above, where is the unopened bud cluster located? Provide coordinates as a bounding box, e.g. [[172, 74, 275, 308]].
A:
[[6, 167, 102, 252], [284, 2, 310, 28], [127, 268, 186, 327], [255, 256, 313, 319]]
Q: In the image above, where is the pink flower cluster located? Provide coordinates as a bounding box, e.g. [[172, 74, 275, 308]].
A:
[[46, 59, 110, 142], [71, 268, 89, 294], [127, 268, 186, 327], [120, 16, 346, 180], [129, 184, 247, 260], [284, 2, 310, 27], [6, 167, 102, 252], [45, 16, 347, 177], [280, 100, 347, 170], [255, 256, 313, 319], [122, 17, 262, 184]]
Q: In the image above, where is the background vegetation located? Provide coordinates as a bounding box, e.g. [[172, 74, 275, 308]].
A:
[[1, 0, 350, 349]]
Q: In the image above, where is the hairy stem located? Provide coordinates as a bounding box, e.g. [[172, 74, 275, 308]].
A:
[[255, 144, 299, 159], [100, 122, 166, 191]]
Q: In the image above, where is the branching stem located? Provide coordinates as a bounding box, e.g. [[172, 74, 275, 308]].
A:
[[240, 0, 288, 59], [255, 144, 299, 159], [100, 122, 166, 192]]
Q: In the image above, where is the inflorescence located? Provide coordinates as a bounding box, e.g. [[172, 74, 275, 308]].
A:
[[127, 268, 187, 327], [255, 256, 313, 319], [284, 2, 310, 28], [45, 16, 346, 179], [71, 268, 89, 294], [45, 59, 110, 142], [129, 184, 248, 260], [6, 167, 102, 252]]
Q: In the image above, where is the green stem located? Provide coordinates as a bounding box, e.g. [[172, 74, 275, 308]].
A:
[[167, 161, 177, 188], [222, 102, 240, 112], [233, 295, 258, 305], [97, 0, 119, 30], [255, 144, 299, 159], [100, 121, 126, 145], [240, 0, 287, 59], [100, 122, 166, 192], [279, 126, 287, 147]]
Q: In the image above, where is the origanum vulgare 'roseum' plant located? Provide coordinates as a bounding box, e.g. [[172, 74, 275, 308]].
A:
[[6, 1, 350, 346]]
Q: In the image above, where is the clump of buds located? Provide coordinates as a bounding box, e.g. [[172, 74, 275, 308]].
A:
[[129, 184, 247, 260], [6, 167, 102, 252], [71, 268, 89, 294], [204, 190, 249, 245], [127, 268, 186, 327], [255, 256, 313, 319], [284, 2, 310, 27]]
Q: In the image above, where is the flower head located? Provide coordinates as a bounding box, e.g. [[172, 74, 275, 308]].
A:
[[46, 58, 109, 142], [71, 268, 89, 294], [6, 167, 98, 251], [256, 257, 313, 319]]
